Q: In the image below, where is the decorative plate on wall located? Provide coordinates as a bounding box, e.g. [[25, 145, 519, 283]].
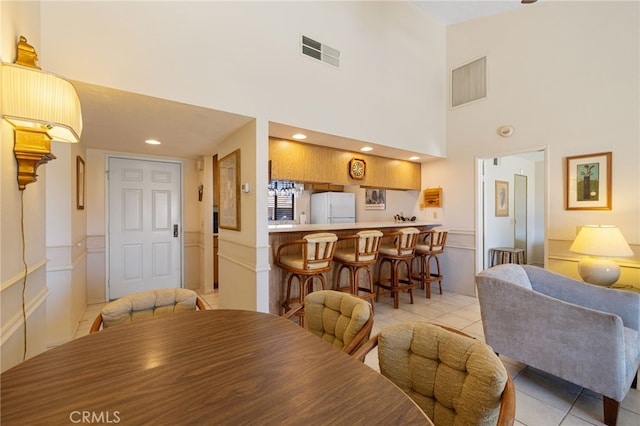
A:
[[349, 158, 366, 180]]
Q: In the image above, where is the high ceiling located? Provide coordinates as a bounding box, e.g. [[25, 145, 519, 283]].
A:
[[414, 1, 525, 25], [73, 1, 536, 161]]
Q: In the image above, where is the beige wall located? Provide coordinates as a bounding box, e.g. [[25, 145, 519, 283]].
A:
[[216, 119, 272, 312], [1, 1, 50, 372], [39, 1, 447, 158], [423, 1, 640, 295], [45, 141, 87, 346]]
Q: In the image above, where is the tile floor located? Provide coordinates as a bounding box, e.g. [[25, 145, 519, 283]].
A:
[[75, 288, 639, 426]]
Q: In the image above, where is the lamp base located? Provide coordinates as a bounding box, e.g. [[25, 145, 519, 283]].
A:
[[577, 257, 620, 287], [13, 126, 55, 190]]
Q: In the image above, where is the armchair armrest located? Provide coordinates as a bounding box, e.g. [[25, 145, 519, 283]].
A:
[[352, 334, 379, 362], [523, 265, 640, 330]]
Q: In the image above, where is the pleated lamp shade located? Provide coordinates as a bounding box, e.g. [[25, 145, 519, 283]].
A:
[[1, 62, 82, 143]]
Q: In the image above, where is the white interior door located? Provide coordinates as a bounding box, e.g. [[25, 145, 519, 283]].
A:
[[514, 174, 527, 256], [108, 157, 182, 300]]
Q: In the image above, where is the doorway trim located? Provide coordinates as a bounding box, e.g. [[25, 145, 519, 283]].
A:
[[105, 154, 185, 301], [474, 146, 548, 275]]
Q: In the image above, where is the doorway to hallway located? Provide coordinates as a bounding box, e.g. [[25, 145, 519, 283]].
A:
[[476, 149, 546, 272]]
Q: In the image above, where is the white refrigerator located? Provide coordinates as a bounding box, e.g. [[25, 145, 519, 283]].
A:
[[310, 192, 356, 224]]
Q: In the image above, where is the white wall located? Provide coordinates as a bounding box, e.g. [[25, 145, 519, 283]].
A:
[[216, 119, 272, 312], [424, 1, 640, 295], [40, 1, 447, 158], [45, 141, 87, 346], [1, 0, 50, 371]]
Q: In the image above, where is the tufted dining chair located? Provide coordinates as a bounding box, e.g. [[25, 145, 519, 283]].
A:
[[90, 288, 206, 333], [354, 322, 515, 426], [283, 290, 373, 356]]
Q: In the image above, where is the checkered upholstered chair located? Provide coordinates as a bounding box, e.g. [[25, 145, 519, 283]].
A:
[[283, 290, 373, 356], [354, 322, 515, 426], [90, 288, 206, 333]]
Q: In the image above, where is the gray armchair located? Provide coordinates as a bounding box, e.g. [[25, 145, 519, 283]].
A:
[[475, 264, 640, 426]]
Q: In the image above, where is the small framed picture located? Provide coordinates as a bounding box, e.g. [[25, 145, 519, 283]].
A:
[[495, 180, 508, 217], [566, 152, 611, 210], [76, 156, 85, 210], [218, 149, 241, 230], [365, 189, 386, 210]]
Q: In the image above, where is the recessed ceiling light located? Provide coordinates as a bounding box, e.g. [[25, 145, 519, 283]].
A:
[[409, 156, 420, 161], [360, 146, 373, 152], [292, 133, 307, 140], [145, 139, 161, 145]]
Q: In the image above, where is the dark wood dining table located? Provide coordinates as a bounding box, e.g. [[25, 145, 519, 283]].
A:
[[1, 309, 432, 425]]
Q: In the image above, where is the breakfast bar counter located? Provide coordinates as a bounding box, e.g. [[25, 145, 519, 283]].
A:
[[268, 221, 440, 314], [268, 221, 439, 233]]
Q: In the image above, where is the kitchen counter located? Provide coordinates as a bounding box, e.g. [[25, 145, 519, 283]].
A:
[[267, 221, 441, 315], [268, 221, 441, 233]]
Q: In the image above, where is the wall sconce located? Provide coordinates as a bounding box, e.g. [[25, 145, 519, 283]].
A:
[[569, 225, 633, 286], [1, 36, 83, 190]]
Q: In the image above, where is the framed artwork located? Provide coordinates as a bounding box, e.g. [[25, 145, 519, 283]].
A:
[[423, 187, 442, 208], [495, 180, 508, 217], [566, 152, 611, 210], [76, 156, 85, 210], [365, 189, 386, 210], [218, 149, 241, 230]]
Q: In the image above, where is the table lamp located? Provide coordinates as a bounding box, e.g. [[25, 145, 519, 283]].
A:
[[569, 225, 633, 286]]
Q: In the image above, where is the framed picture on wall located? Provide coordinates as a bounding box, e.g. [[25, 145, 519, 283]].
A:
[[495, 180, 508, 217], [565, 152, 612, 210], [365, 189, 386, 210], [76, 156, 85, 210], [218, 149, 241, 230]]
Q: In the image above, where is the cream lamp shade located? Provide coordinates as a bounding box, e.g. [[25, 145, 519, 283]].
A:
[[1, 62, 83, 143], [569, 225, 633, 286], [1, 36, 83, 190]]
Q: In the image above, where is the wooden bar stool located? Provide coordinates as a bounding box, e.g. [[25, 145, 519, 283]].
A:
[[333, 230, 384, 312], [489, 247, 526, 266], [375, 227, 420, 309], [276, 232, 338, 314], [413, 227, 448, 298]]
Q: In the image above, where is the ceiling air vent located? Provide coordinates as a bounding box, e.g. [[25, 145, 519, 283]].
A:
[[301, 35, 340, 68]]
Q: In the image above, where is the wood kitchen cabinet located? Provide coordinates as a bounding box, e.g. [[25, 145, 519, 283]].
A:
[[269, 138, 420, 190]]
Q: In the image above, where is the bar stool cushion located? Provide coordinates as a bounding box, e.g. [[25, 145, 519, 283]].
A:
[[334, 230, 384, 263], [379, 227, 420, 256], [279, 233, 338, 270], [304, 290, 372, 352], [415, 227, 448, 253]]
